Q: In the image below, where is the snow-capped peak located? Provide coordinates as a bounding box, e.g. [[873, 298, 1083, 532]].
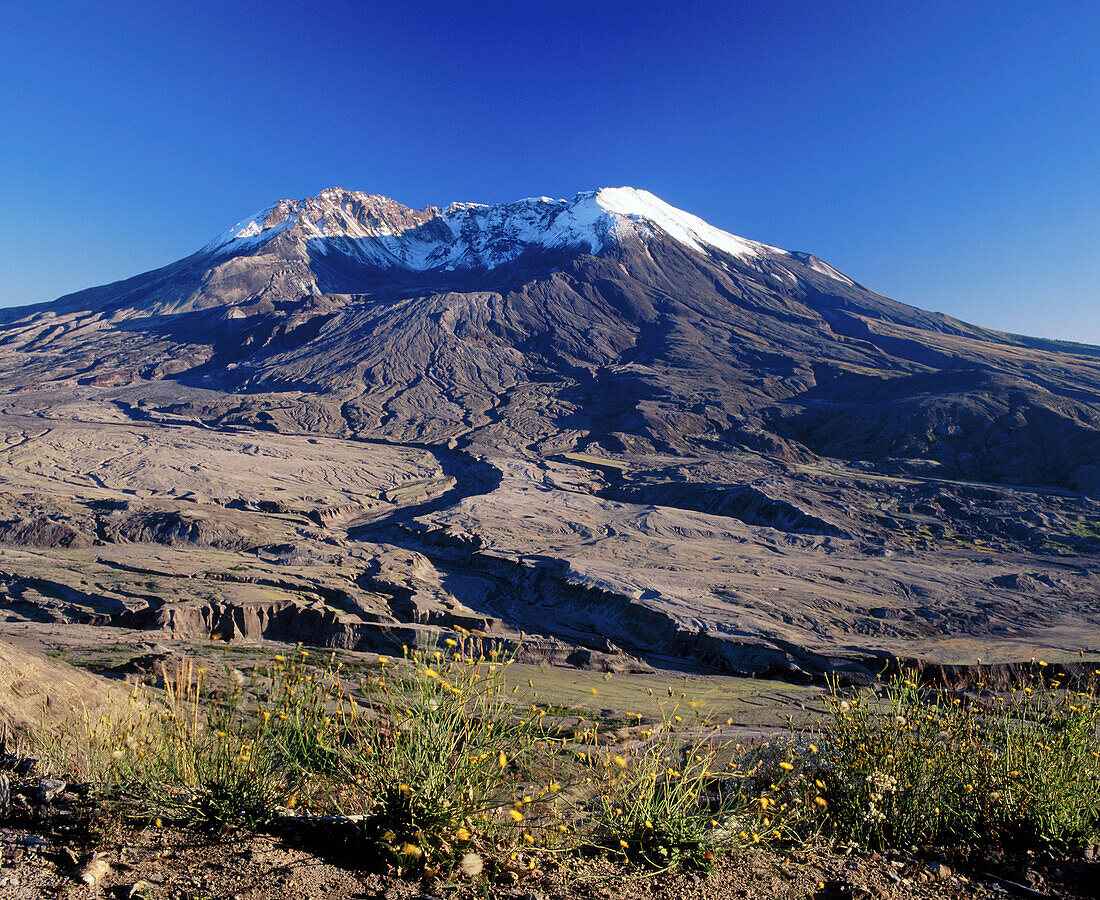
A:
[[591, 188, 780, 259], [203, 186, 785, 271]]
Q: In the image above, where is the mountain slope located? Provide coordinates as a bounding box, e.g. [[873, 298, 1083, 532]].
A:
[[1, 187, 1099, 492]]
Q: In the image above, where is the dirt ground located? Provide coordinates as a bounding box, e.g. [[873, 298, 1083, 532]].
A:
[[0, 774, 1096, 900]]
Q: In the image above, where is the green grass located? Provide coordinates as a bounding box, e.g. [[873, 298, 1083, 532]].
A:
[[1067, 520, 1100, 540]]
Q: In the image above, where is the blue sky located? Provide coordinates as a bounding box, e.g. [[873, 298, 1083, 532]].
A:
[[2, 0, 1098, 342]]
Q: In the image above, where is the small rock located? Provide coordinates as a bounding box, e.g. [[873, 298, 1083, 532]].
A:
[[80, 853, 112, 886], [926, 862, 951, 880], [38, 778, 66, 803], [128, 880, 155, 899]]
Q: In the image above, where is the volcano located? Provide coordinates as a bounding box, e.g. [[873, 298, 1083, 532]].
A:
[[1, 187, 1098, 678], [4, 186, 1099, 491]]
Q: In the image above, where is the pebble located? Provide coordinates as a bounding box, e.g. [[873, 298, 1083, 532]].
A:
[[926, 862, 952, 880], [80, 854, 111, 886], [37, 779, 66, 803]]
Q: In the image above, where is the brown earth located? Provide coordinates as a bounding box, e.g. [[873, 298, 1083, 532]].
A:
[[0, 800, 1095, 900], [0, 641, 116, 736]]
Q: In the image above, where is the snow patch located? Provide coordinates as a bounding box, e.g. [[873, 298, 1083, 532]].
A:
[[202, 186, 801, 275]]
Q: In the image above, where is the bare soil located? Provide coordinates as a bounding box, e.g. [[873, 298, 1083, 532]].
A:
[[0, 771, 1095, 900]]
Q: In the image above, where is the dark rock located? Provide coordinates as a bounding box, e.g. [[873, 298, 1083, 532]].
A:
[[37, 778, 66, 804], [926, 862, 952, 880]]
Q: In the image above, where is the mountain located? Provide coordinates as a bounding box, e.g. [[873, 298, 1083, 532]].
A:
[[2, 186, 1098, 493], [1, 187, 1099, 680]]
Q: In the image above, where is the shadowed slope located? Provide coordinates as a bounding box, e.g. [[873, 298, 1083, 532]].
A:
[[0, 187, 1097, 493]]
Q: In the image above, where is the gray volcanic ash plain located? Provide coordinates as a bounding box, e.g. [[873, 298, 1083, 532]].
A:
[[0, 186, 1098, 681]]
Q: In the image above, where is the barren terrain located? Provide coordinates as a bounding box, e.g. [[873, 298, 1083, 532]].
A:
[[0, 186, 1098, 692]]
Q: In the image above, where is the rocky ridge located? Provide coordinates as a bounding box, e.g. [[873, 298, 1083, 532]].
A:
[[0, 187, 1098, 679]]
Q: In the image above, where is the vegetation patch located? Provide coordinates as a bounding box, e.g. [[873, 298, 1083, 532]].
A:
[[20, 644, 1100, 888]]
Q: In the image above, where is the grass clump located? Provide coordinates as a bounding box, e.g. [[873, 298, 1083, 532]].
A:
[[346, 638, 551, 874], [37, 658, 303, 830], [584, 729, 726, 870], [579, 695, 799, 871], [806, 666, 1100, 852]]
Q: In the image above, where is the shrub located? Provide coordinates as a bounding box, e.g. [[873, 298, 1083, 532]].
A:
[[346, 637, 552, 874], [805, 667, 1100, 852], [580, 698, 799, 870]]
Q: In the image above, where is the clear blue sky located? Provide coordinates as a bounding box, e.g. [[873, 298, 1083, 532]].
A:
[[2, 0, 1098, 342]]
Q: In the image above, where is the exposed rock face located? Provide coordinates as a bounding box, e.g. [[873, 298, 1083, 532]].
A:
[[1, 186, 1097, 492], [0, 187, 1098, 678]]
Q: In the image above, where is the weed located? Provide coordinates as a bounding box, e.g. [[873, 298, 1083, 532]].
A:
[[805, 668, 1100, 852], [579, 696, 796, 870], [346, 636, 551, 874]]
